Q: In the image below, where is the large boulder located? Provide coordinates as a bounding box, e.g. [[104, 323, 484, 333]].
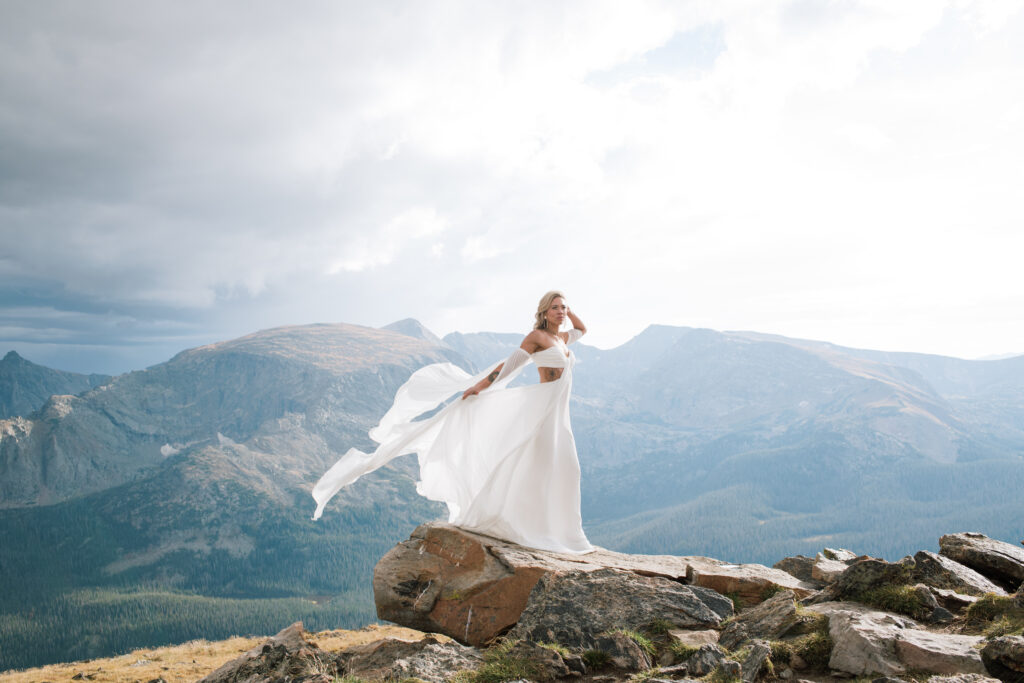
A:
[[805, 602, 986, 677], [914, 550, 1008, 596], [720, 590, 799, 650], [509, 567, 732, 649], [981, 635, 1024, 683], [939, 533, 1024, 592], [374, 523, 805, 645]]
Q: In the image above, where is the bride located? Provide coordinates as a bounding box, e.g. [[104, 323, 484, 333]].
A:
[[312, 290, 594, 555]]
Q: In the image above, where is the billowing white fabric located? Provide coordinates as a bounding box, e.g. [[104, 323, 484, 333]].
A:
[[311, 330, 594, 555]]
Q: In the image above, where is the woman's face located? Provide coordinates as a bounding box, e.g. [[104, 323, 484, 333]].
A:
[[545, 297, 567, 328]]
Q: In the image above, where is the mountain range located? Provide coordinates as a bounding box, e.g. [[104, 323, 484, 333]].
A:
[[1, 320, 1022, 671]]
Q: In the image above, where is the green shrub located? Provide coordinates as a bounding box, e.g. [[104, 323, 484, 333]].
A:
[[582, 649, 610, 669], [985, 615, 1024, 638], [538, 641, 569, 657], [451, 638, 539, 683], [760, 584, 784, 601], [857, 585, 929, 619], [669, 641, 699, 660], [611, 628, 656, 658], [968, 593, 1018, 622], [644, 618, 676, 636], [796, 631, 834, 668]]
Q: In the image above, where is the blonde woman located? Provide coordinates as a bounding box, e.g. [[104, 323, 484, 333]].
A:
[[313, 291, 593, 554]]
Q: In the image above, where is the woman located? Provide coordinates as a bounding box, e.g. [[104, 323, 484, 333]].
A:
[[312, 291, 594, 554]]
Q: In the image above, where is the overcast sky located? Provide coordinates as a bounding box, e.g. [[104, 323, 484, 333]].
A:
[[2, 0, 1023, 374]]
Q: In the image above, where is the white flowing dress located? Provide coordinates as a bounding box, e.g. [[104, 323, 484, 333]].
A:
[[312, 329, 593, 554]]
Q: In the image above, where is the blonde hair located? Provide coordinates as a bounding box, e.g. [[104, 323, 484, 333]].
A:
[[533, 290, 567, 330]]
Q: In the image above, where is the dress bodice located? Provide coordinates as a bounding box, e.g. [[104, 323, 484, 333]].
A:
[[530, 339, 572, 369]]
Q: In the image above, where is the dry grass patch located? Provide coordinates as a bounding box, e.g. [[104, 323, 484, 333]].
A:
[[0, 623, 433, 683]]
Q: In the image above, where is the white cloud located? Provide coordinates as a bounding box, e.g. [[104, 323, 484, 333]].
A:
[[2, 0, 1024, 371]]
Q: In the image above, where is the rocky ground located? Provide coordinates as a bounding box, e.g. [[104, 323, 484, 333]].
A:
[[6, 527, 1023, 683]]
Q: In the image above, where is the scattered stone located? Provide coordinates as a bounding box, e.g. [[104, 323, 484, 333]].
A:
[[913, 551, 1007, 596], [686, 557, 817, 606], [740, 640, 771, 682], [981, 635, 1024, 682], [805, 602, 986, 677], [824, 548, 860, 562], [720, 590, 799, 650], [198, 622, 339, 683], [685, 643, 729, 676], [914, 584, 941, 611], [774, 556, 817, 583], [669, 628, 720, 648], [720, 659, 742, 678], [871, 677, 907, 683], [933, 588, 981, 612], [909, 584, 954, 623], [939, 533, 1024, 592], [339, 635, 483, 683], [510, 567, 730, 649], [926, 675, 1001, 683], [590, 630, 652, 672], [813, 553, 851, 584], [1015, 583, 1024, 608]]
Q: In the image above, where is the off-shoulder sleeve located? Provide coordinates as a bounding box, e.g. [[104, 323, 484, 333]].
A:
[[566, 328, 584, 344]]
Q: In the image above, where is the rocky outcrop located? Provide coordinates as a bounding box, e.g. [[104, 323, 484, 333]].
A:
[[366, 527, 1024, 682], [337, 635, 482, 682], [940, 533, 1024, 592], [374, 523, 813, 646], [510, 567, 731, 649], [198, 622, 339, 683]]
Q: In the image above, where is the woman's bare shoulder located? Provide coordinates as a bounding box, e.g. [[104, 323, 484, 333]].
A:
[[521, 329, 545, 353]]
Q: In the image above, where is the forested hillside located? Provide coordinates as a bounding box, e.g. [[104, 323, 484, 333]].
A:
[[2, 321, 1023, 672]]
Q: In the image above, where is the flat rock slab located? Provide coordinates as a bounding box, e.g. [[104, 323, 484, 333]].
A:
[[915, 550, 1007, 596], [669, 629, 720, 648], [685, 556, 817, 606], [940, 533, 1024, 592], [805, 602, 985, 677], [374, 523, 809, 645]]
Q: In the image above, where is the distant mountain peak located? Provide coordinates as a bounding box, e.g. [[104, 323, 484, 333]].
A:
[[381, 318, 444, 346], [3, 350, 24, 363]]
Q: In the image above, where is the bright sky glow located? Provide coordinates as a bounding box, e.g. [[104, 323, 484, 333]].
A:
[[1, 0, 1023, 373]]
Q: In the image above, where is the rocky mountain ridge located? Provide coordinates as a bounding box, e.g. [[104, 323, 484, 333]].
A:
[[0, 350, 110, 420], [2, 319, 1023, 672]]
